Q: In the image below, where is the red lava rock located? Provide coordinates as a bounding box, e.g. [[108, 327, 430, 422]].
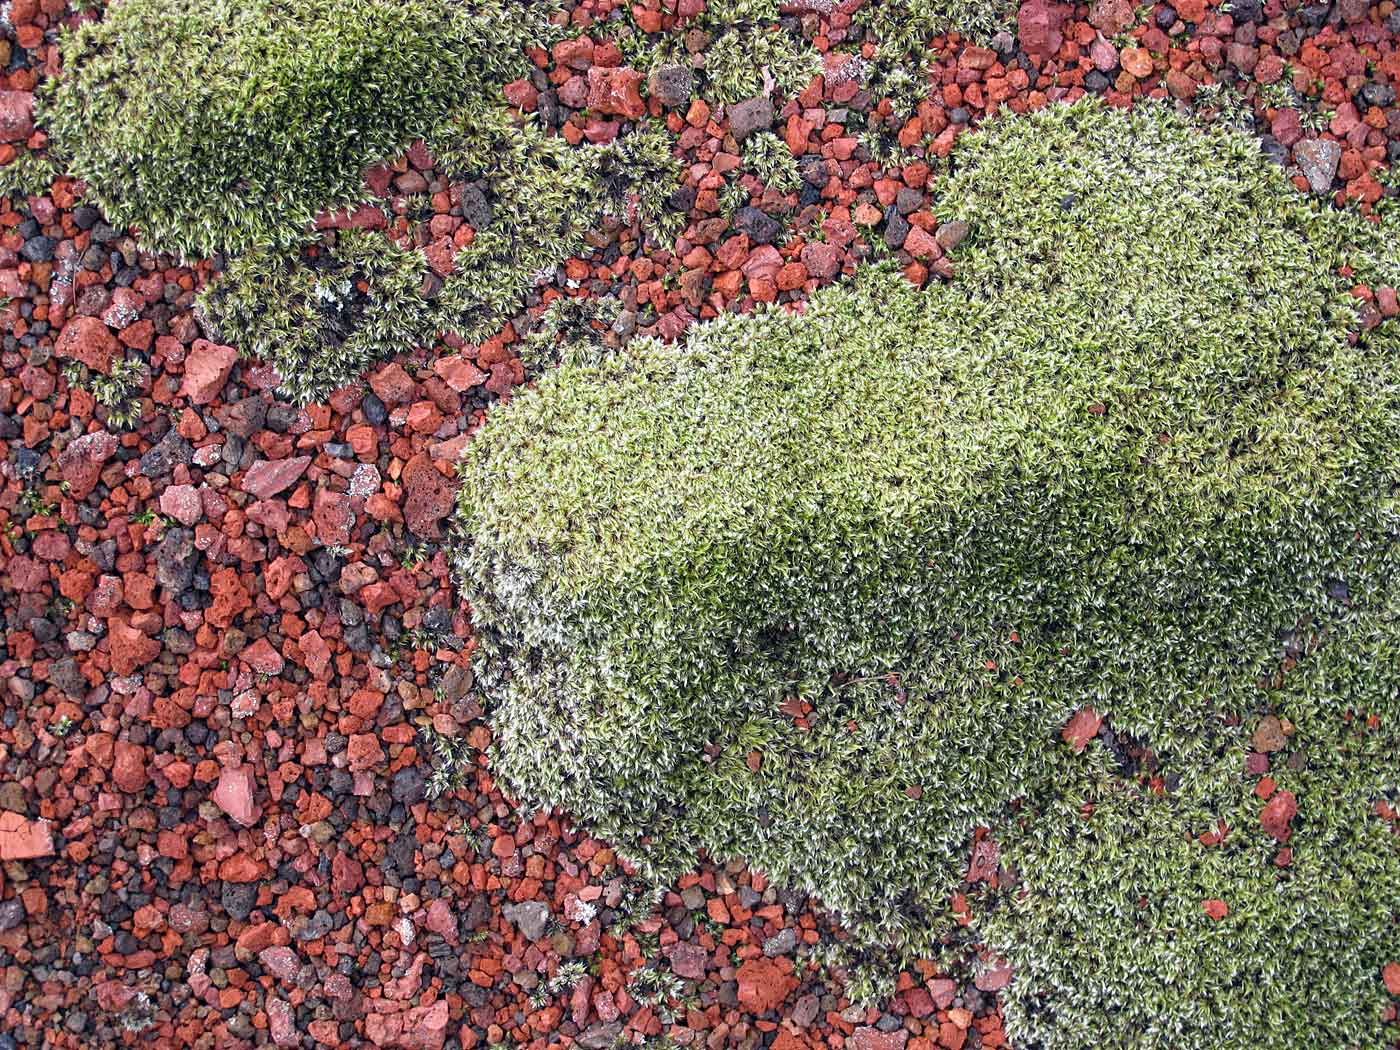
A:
[[219, 852, 263, 882], [503, 77, 539, 111], [313, 488, 354, 546], [242, 455, 312, 499], [1120, 47, 1154, 79], [402, 453, 454, 540], [370, 362, 418, 405], [903, 225, 943, 260], [108, 617, 161, 676], [300, 629, 333, 680], [348, 733, 385, 772], [736, 957, 796, 1013], [666, 941, 708, 979], [242, 636, 285, 675], [259, 945, 301, 981], [800, 242, 843, 281], [94, 980, 137, 1012], [268, 996, 298, 1046], [159, 482, 204, 526], [57, 430, 118, 501], [434, 355, 487, 392], [364, 999, 449, 1050], [852, 1028, 908, 1050], [974, 961, 1013, 991], [0, 812, 53, 860], [180, 339, 239, 404], [1089, 0, 1134, 34], [0, 90, 35, 142], [112, 741, 148, 793], [1260, 789, 1297, 841], [587, 66, 646, 119], [1202, 898, 1229, 920], [1384, 962, 1400, 996], [212, 765, 260, 826], [55, 316, 120, 373], [1061, 707, 1102, 752], [1018, 0, 1071, 57], [207, 567, 253, 627]]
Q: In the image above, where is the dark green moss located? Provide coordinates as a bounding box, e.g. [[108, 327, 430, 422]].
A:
[[43, 0, 557, 258], [454, 102, 1400, 1048]]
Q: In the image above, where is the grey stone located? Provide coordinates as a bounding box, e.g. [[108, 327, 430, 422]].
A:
[[139, 429, 192, 478], [649, 64, 694, 108], [1295, 138, 1341, 194], [729, 96, 775, 141], [502, 900, 551, 941], [155, 527, 199, 593], [763, 927, 798, 957]]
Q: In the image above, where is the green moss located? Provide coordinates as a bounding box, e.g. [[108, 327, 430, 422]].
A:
[[454, 101, 1400, 1049], [0, 151, 57, 202], [740, 131, 801, 193], [196, 228, 432, 405], [43, 0, 557, 259], [432, 107, 680, 343]]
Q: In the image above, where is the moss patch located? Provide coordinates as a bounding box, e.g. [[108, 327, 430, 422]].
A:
[[44, 0, 557, 258], [454, 101, 1400, 1049], [196, 229, 433, 405], [613, 0, 820, 105], [431, 108, 681, 345]]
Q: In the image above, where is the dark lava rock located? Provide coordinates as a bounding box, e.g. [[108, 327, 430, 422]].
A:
[[139, 429, 192, 478], [361, 392, 387, 426], [461, 185, 493, 231], [155, 527, 199, 593], [221, 881, 259, 921], [733, 206, 782, 245], [649, 63, 694, 108], [390, 767, 426, 805]]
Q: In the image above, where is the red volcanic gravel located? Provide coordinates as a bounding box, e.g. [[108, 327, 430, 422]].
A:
[[2, 0, 1400, 1047]]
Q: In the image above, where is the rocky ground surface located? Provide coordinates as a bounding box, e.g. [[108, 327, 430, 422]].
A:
[[1, 0, 1399, 1047]]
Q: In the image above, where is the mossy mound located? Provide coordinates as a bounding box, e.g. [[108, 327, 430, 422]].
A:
[[454, 101, 1400, 1049], [44, 0, 556, 258]]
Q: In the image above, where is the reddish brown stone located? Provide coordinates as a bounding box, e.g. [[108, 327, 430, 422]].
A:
[[0, 90, 35, 143], [55, 316, 119, 373], [736, 957, 795, 1013], [1260, 790, 1297, 841], [0, 812, 53, 860], [241, 456, 312, 500], [181, 339, 238, 404], [402, 453, 454, 541], [108, 618, 160, 676], [1061, 707, 1102, 752]]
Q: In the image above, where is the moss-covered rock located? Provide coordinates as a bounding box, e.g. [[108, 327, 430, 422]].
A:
[[454, 101, 1400, 1048], [44, 0, 557, 258]]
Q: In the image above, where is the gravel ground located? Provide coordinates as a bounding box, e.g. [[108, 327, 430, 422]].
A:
[[1, 0, 1398, 1047]]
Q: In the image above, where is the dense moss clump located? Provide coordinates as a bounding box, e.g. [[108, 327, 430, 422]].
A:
[[44, 0, 557, 258], [196, 229, 432, 405], [455, 102, 1400, 1049]]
